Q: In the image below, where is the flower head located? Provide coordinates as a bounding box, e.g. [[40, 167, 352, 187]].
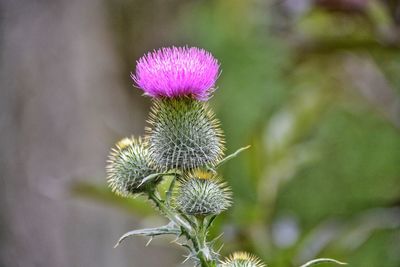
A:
[[132, 46, 220, 101], [174, 170, 232, 216], [221, 252, 266, 267], [106, 137, 159, 196]]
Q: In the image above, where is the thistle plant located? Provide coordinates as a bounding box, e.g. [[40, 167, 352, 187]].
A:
[[106, 46, 346, 267]]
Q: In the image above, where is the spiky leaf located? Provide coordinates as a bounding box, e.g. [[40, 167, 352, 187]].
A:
[[299, 258, 347, 267], [115, 222, 180, 247]]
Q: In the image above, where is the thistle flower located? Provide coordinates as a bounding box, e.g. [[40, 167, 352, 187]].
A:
[[106, 137, 158, 196], [175, 170, 231, 216], [147, 98, 225, 171], [132, 46, 220, 101], [220, 252, 266, 267]]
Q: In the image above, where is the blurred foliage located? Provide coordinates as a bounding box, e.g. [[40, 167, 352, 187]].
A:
[[72, 182, 156, 217], [75, 0, 400, 266]]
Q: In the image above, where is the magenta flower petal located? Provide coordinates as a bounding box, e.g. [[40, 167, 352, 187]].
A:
[[132, 46, 220, 101]]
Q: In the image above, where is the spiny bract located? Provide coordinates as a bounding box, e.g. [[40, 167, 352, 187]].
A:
[[220, 252, 266, 267], [106, 137, 158, 196], [175, 170, 231, 216], [146, 98, 225, 171]]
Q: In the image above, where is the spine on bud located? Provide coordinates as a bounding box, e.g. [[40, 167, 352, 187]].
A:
[[106, 137, 159, 196], [175, 170, 232, 216], [146, 98, 225, 171]]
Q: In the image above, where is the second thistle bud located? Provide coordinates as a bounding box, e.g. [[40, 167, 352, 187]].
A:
[[220, 252, 266, 267], [106, 137, 158, 196], [147, 98, 225, 171], [175, 170, 231, 216]]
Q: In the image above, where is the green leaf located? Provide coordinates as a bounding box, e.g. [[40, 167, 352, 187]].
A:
[[299, 258, 347, 267], [215, 145, 251, 168], [71, 182, 155, 216], [115, 222, 181, 247]]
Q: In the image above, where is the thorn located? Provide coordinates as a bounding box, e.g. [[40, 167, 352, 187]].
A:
[[217, 243, 224, 254], [210, 233, 223, 244], [182, 255, 191, 263], [170, 236, 180, 244], [145, 237, 153, 247]]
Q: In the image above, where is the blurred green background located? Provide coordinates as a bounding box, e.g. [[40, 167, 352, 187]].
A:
[[1, 0, 399, 266]]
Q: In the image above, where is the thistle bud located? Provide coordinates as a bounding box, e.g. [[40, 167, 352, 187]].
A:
[[175, 170, 231, 216], [221, 252, 266, 267], [147, 98, 224, 171], [106, 137, 158, 196]]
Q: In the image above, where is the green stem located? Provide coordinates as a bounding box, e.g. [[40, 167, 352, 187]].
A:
[[147, 191, 217, 267], [147, 191, 192, 232], [195, 217, 217, 267]]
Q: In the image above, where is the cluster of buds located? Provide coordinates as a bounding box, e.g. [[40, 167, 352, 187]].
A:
[[106, 46, 261, 266], [105, 46, 345, 267]]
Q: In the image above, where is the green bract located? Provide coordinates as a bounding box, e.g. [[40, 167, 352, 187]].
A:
[[175, 171, 231, 216], [147, 98, 225, 171], [106, 137, 158, 196]]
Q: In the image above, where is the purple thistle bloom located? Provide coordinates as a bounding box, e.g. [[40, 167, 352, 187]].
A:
[[132, 46, 220, 101]]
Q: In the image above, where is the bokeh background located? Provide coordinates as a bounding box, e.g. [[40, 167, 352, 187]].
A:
[[1, 0, 400, 266]]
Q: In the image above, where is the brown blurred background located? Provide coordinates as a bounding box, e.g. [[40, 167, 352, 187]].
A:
[[1, 1, 188, 266]]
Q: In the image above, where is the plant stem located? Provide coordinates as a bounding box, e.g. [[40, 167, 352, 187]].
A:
[[147, 190, 217, 267], [195, 216, 217, 267], [147, 191, 192, 232]]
